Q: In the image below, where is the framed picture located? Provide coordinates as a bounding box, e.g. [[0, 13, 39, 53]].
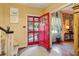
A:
[[10, 8, 19, 23]]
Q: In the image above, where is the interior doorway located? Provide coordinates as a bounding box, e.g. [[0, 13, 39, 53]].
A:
[[50, 4, 74, 55]]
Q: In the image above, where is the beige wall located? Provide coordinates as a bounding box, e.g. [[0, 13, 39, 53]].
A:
[[0, 4, 4, 27]]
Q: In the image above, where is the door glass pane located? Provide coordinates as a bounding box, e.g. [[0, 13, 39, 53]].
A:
[[28, 22, 33, 31], [34, 22, 39, 31], [29, 33, 33, 42], [28, 17, 33, 21], [39, 17, 45, 31], [34, 33, 39, 41], [34, 18, 39, 21]]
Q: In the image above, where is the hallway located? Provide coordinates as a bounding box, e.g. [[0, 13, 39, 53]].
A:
[[20, 42, 74, 56], [0, 3, 76, 56]]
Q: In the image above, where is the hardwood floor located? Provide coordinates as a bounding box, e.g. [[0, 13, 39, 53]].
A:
[[51, 42, 74, 56], [19, 42, 74, 56]]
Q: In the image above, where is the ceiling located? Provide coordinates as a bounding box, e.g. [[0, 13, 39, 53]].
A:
[[22, 3, 73, 14], [61, 4, 73, 14], [24, 3, 50, 8]]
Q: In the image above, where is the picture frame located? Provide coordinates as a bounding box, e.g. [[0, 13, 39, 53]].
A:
[[10, 8, 19, 23]]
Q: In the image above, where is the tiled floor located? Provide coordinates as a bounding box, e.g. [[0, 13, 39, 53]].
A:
[[20, 42, 74, 56]]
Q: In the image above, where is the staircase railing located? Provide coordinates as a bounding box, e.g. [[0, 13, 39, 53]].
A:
[[0, 26, 14, 56]]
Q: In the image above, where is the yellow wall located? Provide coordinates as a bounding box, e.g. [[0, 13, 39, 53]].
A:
[[0, 4, 4, 27], [0, 4, 43, 47]]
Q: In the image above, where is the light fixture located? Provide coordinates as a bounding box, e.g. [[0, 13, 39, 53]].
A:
[[66, 25, 69, 30]]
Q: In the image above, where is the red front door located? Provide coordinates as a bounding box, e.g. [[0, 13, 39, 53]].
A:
[[39, 13, 50, 49]]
